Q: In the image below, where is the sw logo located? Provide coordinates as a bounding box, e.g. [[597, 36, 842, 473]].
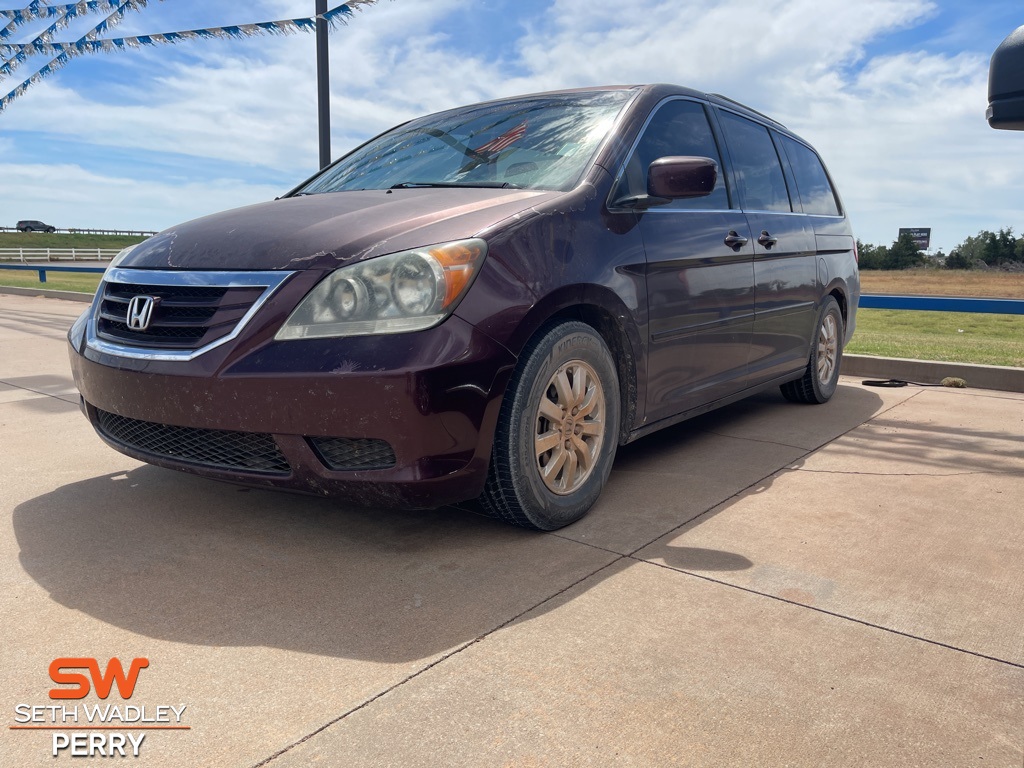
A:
[[48, 658, 153, 758], [13, 657, 188, 759], [49, 657, 149, 700]]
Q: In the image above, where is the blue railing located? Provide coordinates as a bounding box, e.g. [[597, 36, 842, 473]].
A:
[[2, 264, 1024, 316], [858, 294, 1024, 315], [0, 263, 106, 283]]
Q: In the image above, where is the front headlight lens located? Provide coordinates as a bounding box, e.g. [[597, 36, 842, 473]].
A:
[[275, 238, 487, 340], [393, 254, 442, 315], [332, 277, 368, 320]]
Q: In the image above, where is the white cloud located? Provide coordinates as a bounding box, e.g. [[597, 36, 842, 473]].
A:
[[512, 0, 937, 93], [0, 0, 474, 173], [0, 163, 282, 231], [1, 0, 1019, 249], [772, 49, 1004, 249]]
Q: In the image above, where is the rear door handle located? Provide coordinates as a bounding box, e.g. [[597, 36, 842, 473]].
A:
[[758, 230, 778, 249], [724, 231, 748, 250]]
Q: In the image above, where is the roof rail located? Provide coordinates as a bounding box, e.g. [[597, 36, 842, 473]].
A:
[[708, 93, 787, 128]]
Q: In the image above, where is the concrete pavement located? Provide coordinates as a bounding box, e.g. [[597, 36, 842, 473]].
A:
[[1, 293, 1021, 767]]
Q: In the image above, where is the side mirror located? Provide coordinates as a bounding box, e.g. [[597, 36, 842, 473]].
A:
[[648, 156, 718, 199], [988, 25, 1024, 130]]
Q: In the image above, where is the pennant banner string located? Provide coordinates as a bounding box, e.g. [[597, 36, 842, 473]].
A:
[[1, 3, 368, 60], [2, 0, 155, 76], [2, 1, 136, 25], [0, 2, 378, 112], [0, 0, 158, 42], [1, 0, 151, 106], [1, 8, 77, 76], [0, 0, 43, 41]]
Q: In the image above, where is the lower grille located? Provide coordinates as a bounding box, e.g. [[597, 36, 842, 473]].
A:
[[309, 437, 396, 471], [96, 409, 290, 475]]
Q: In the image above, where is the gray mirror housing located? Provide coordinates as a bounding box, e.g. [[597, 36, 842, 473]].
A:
[[988, 25, 1024, 130]]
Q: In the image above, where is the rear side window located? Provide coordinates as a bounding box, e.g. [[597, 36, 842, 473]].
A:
[[718, 111, 792, 212], [780, 136, 841, 216], [613, 99, 729, 210]]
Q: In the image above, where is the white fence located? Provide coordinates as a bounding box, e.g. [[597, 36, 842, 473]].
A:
[[0, 248, 118, 262], [0, 227, 156, 236]]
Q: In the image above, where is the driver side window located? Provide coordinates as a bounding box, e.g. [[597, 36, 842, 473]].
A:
[[614, 100, 729, 210]]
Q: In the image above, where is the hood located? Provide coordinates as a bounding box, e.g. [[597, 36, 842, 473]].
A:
[[120, 188, 561, 271]]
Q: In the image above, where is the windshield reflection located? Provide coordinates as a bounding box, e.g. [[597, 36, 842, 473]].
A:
[[299, 90, 636, 194]]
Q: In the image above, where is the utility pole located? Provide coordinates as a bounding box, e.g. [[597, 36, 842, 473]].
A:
[[315, 0, 331, 168]]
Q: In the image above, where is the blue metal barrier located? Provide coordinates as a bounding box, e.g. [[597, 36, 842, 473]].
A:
[[858, 294, 1024, 315], [2, 264, 1023, 316], [0, 263, 106, 283]]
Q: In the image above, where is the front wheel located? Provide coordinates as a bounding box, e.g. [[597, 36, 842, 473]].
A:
[[480, 321, 620, 530], [781, 296, 844, 404]]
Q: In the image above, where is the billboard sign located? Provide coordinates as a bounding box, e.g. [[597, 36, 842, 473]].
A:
[[899, 227, 931, 250]]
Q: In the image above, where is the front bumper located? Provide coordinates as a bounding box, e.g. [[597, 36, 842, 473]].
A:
[[69, 305, 516, 508]]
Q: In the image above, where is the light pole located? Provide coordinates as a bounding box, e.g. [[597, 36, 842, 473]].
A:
[[315, 0, 331, 168]]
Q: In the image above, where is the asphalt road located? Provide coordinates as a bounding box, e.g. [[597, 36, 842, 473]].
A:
[[2, 293, 1022, 767]]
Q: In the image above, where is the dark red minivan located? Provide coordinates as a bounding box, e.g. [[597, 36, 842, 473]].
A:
[[68, 84, 859, 530]]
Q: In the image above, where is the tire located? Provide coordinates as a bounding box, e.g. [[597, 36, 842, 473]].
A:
[[46, 227, 56, 233], [781, 296, 844, 404], [480, 321, 620, 530]]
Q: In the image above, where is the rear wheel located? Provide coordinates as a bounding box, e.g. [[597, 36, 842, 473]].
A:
[[781, 296, 843, 404], [480, 321, 620, 530]]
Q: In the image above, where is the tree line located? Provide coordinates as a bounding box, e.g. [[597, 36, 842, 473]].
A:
[[857, 227, 1024, 270]]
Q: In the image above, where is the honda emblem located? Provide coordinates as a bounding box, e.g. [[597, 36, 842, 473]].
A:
[[126, 295, 157, 331]]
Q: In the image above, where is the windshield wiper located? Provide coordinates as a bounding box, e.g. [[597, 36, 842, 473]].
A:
[[389, 181, 520, 189]]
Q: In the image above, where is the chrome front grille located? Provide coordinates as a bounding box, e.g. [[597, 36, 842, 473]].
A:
[[97, 282, 264, 350], [86, 268, 294, 361]]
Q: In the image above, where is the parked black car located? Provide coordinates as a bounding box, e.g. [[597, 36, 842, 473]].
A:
[[16, 220, 56, 233], [68, 84, 860, 530]]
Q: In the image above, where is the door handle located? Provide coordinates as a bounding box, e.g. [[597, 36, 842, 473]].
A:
[[724, 231, 748, 250], [758, 230, 778, 249]]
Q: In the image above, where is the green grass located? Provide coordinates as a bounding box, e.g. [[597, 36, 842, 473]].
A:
[[847, 309, 1024, 368], [0, 231, 132, 294], [1, 262, 1021, 369], [0, 232, 147, 250], [0, 271, 102, 294]]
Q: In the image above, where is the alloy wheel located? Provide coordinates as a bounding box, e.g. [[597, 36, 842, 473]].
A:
[[534, 360, 606, 495]]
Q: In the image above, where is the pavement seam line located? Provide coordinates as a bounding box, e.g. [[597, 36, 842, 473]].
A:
[[556, 393, 933, 563], [641, 558, 1024, 671], [703, 429, 818, 451], [791, 469, 1020, 477], [248, 556, 626, 768], [252, 388, 945, 765], [618, 390, 928, 559], [0, 381, 77, 402]]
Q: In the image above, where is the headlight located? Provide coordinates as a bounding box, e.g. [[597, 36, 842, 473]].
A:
[[275, 238, 487, 340]]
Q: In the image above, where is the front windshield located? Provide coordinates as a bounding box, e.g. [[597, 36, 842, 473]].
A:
[[297, 90, 636, 194]]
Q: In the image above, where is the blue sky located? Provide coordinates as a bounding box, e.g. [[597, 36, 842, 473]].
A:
[[1, 0, 1021, 252]]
